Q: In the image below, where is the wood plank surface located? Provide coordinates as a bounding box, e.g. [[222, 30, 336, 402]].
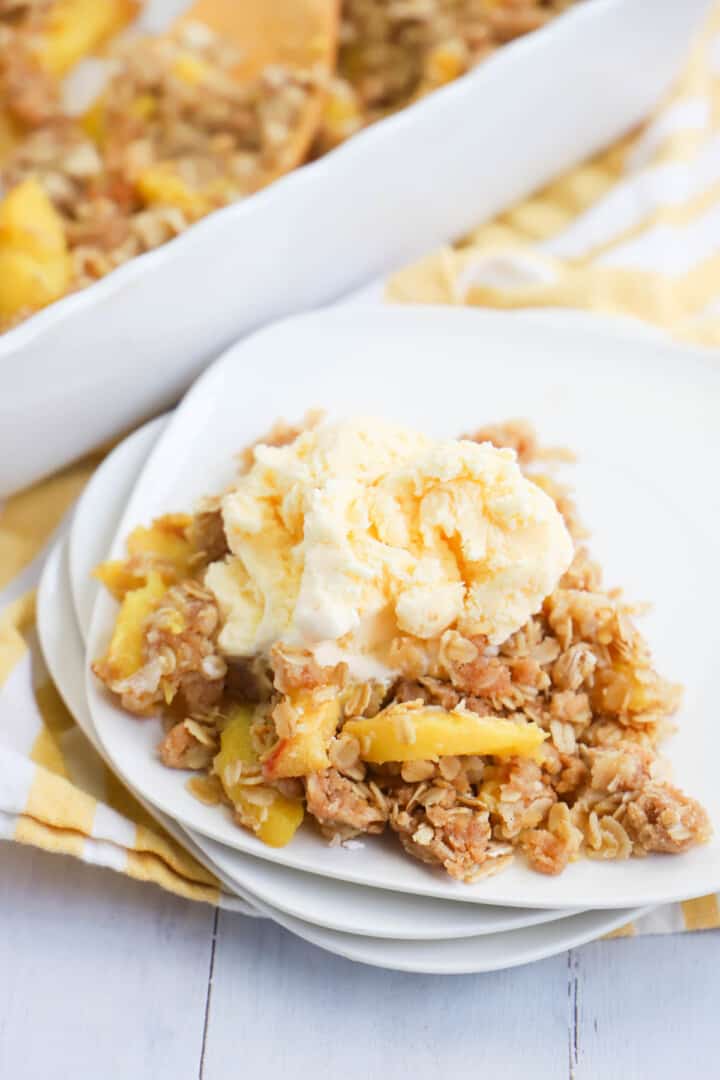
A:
[[0, 844, 215, 1080], [2, 843, 720, 1080]]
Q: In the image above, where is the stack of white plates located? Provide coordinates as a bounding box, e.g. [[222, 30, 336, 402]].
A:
[[37, 307, 720, 973]]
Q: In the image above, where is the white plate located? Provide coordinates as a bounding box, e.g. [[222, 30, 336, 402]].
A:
[[238, 903, 648, 976], [87, 305, 720, 910], [42, 534, 645, 967], [0, 0, 710, 495], [69, 416, 574, 939]]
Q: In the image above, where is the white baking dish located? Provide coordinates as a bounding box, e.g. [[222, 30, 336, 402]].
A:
[[0, 0, 711, 495]]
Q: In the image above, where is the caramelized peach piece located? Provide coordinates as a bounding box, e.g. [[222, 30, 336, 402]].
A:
[[35, 0, 140, 77], [0, 177, 67, 256], [215, 705, 304, 846], [0, 179, 70, 321], [94, 514, 194, 598], [170, 51, 214, 86], [344, 703, 547, 764], [99, 571, 167, 682], [262, 693, 341, 780], [126, 514, 193, 566], [93, 561, 145, 600], [0, 250, 70, 322], [135, 164, 212, 221]]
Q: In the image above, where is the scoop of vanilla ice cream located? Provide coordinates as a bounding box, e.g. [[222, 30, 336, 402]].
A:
[[205, 418, 573, 667]]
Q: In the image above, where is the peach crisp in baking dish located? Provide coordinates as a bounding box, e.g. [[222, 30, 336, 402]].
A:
[[0, 0, 577, 330], [92, 415, 710, 882]]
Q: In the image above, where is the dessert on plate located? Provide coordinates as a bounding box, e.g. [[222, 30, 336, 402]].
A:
[[92, 414, 711, 882]]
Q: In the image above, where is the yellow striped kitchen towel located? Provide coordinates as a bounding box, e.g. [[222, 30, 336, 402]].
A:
[[2, 5, 720, 936], [388, 2, 720, 350], [0, 458, 254, 913]]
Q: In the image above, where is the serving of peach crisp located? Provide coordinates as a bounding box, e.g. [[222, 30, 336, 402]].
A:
[[92, 415, 711, 883]]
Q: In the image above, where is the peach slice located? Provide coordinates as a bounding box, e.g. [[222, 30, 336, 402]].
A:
[[215, 704, 304, 847], [97, 570, 168, 683], [135, 164, 216, 222], [344, 702, 547, 764], [0, 179, 71, 322], [94, 514, 194, 599], [0, 249, 70, 322], [262, 692, 342, 781], [0, 176, 67, 256]]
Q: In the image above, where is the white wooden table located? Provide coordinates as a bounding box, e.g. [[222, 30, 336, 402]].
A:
[[1, 843, 717, 1078]]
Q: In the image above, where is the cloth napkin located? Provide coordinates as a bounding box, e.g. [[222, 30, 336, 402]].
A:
[[3, 6, 720, 936]]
